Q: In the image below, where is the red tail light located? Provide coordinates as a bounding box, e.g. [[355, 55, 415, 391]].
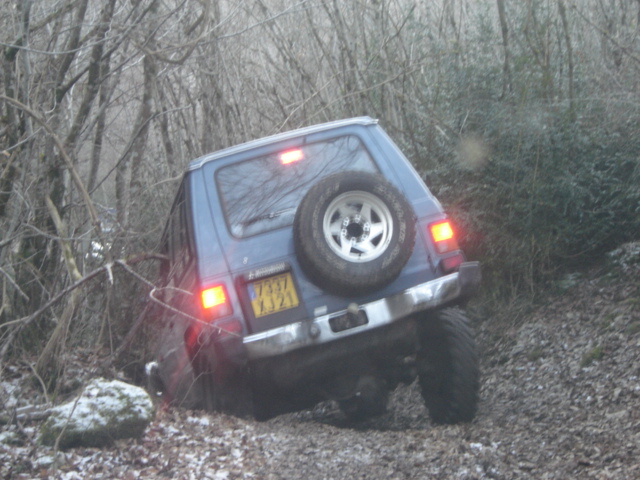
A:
[[201, 285, 226, 308], [201, 285, 232, 319], [429, 220, 459, 254]]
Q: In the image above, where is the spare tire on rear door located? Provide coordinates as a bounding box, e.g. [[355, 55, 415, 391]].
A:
[[293, 171, 416, 296]]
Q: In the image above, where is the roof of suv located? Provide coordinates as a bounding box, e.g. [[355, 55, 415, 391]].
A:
[[188, 116, 379, 171]]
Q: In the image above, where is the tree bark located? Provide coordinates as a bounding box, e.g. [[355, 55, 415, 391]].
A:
[[496, 0, 513, 98], [35, 196, 83, 386], [557, 0, 575, 119]]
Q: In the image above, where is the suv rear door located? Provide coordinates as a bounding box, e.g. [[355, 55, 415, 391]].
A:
[[195, 124, 439, 334]]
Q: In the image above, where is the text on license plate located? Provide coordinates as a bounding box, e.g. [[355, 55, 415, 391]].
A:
[[249, 272, 299, 318]]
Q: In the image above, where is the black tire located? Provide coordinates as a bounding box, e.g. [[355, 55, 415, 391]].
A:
[[250, 385, 280, 421], [293, 171, 416, 296], [416, 308, 479, 424], [187, 326, 255, 417], [152, 324, 203, 410], [186, 328, 220, 412]]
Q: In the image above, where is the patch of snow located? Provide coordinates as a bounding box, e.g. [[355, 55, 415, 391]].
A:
[[60, 473, 83, 480], [0, 431, 18, 445], [0, 381, 19, 409], [187, 415, 211, 427]]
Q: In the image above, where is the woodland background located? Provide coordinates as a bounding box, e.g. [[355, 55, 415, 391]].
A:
[[1, 0, 639, 393]]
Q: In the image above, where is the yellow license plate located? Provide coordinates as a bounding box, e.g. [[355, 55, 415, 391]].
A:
[[249, 272, 299, 318]]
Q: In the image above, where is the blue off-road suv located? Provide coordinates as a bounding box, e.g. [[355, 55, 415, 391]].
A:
[[147, 117, 481, 423]]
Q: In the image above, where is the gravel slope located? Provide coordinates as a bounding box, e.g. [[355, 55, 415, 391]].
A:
[[2, 252, 639, 479]]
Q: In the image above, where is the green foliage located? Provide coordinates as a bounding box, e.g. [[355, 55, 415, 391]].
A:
[[394, 0, 640, 302], [424, 100, 640, 300]]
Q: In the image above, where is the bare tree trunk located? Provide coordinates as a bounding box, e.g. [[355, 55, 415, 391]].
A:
[[87, 58, 110, 194], [35, 196, 83, 386], [557, 0, 575, 119], [53, 0, 89, 103], [65, 0, 115, 150], [523, 1, 554, 101], [496, 0, 513, 98], [126, 16, 158, 234]]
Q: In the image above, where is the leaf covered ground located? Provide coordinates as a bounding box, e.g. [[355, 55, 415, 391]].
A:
[[1, 251, 639, 479]]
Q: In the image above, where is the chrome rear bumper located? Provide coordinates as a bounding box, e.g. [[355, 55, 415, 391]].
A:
[[243, 262, 480, 360]]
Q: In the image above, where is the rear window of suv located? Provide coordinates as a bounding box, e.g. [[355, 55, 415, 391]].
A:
[[216, 135, 378, 237]]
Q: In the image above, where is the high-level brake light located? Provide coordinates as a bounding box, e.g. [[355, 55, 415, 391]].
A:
[[280, 149, 304, 165]]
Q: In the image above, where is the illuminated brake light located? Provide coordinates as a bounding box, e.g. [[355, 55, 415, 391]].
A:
[[280, 149, 304, 165], [431, 221, 454, 242], [429, 220, 459, 254], [201, 285, 227, 309]]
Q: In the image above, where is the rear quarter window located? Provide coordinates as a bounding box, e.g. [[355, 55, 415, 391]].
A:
[[216, 135, 378, 237], [160, 182, 195, 283]]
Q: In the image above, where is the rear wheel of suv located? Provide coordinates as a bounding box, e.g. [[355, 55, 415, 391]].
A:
[[186, 330, 220, 411], [294, 171, 416, 296], [416, 308, 479, 424], [186, 326, 253, 416]]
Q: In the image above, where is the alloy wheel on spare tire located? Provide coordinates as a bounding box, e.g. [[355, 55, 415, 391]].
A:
[[416, 308, 480, 424], [293, 171, 416, 296]]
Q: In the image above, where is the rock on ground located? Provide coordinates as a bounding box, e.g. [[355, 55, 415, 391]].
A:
[[39, 378, 154, 449]]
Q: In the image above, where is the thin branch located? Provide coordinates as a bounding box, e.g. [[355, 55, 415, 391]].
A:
[[0, 94, 112, 264], [0, 254, 165, 360], [0, 266, 30, 301], [570, 1, 640, 65]]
